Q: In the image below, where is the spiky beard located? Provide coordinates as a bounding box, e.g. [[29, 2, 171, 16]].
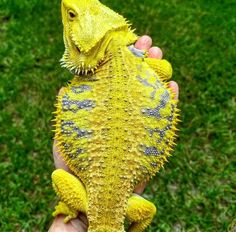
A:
[[60, 51, 80, 76], [60, 49, 98, 76], [60, 29, 100, 76]]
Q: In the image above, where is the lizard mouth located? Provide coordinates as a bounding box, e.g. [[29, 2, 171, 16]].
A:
[[68, 33, 112, 75]]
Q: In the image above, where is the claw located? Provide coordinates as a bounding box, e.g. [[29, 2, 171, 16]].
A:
[[52, 201, 78, 223]]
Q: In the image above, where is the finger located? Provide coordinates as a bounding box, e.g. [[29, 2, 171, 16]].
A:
[[148, 46, 163, 59], [53, 140, 71, 172], [135, 35, 152, 50], [48, 215, 87, 232], [134, 181, 148, 195], [169, 81, 179, 100]]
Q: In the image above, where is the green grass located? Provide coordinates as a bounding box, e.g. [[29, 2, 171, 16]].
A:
[[0, 0, 235, 231]]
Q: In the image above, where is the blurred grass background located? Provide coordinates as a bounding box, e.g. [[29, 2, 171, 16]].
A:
[[0, 0, 235, 231]]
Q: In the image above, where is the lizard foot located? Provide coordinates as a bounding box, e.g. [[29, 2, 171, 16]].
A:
[[52, 201, 78, 223]]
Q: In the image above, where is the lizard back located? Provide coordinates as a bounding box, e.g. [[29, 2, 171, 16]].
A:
[[54, 46, 178, 229]]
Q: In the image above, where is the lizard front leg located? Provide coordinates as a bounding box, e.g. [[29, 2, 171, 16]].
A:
[[144, 58, 173, 81], [51, 169, 87, 223], [128, 45, 172, 81], [126, 194, 156, 232]]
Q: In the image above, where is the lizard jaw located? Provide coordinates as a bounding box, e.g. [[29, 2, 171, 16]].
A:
[[60, 31, 112, 76], [59, 50, 99, 76]]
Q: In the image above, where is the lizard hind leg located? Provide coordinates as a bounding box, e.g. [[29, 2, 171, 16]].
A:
[[126, 194, 156, 232], [51, 169, 88, 223]]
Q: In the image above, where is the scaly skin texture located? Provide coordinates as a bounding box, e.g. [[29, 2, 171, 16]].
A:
[[52, 0, 179, 231]]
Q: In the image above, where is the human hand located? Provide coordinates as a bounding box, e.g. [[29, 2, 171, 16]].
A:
[[49, 35, 179, 232]]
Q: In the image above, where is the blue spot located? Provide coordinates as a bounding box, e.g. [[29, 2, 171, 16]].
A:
[[62, 95, 95, 112], [71, 85, 91, 94], [63, 142, 84, 159], [141, 91, 170, 119], [150, 162, 158, 167], [128, 45, 146, 57], [137, 75, 154, 88], [140, 144, 163, 156], [144, 146, 160, 156], [61, 120, 93, 138]]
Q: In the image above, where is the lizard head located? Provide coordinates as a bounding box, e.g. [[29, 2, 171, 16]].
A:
[[60, 0, 137, 75]]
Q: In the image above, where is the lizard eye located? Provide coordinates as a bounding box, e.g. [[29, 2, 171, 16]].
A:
[[68, 10, 76, 20]]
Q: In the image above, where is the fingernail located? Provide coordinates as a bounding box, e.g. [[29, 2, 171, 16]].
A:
[[143, 36, 150, 44], [135, 35, 152, 50]]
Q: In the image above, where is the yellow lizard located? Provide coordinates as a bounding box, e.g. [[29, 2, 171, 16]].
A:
[[51, 0, 179, 231]]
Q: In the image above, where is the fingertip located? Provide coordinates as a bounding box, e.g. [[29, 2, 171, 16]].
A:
[[169, 81, 179, 100], [148, 47, 163, 59], [135, 35, 152, 50]]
